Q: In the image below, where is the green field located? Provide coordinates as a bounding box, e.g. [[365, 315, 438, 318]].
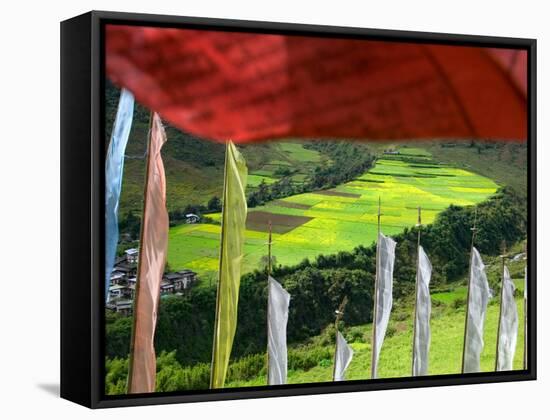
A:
[[167, 149, 498, 281], [246, 174, 277, 187]]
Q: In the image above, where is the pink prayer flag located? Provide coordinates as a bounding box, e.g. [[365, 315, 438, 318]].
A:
[[128, 113, 168, 393]]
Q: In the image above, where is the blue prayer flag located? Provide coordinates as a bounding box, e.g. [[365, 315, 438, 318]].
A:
[[105, 89, 134, 303]]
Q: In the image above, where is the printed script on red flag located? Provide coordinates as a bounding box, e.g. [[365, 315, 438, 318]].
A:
[[106, 25, 527, 143]]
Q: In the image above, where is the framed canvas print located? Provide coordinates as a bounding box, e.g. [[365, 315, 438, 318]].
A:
[[60, 10, 536, 409]]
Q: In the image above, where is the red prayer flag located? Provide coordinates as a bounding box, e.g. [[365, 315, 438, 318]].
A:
[[106, 25, 527, 143]]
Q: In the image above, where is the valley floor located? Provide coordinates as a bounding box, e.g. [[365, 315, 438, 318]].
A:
[[168, 148, 498, 285]]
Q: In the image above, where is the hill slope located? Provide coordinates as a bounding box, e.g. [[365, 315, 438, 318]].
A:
[[105, 248, 527, 394]]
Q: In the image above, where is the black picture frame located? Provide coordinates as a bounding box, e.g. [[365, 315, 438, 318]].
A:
[[60, 10, 537, 409]]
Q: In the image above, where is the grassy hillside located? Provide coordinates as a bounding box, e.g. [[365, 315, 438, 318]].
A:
[[427, 143, 527, 197], [167, 149, 498, 284], [226, 298, 526, 387], [386, 143, 526, 197], [118, 135, 327, 216], [223, 246, 527, 387], [105, 246, 527, 395], [359, 141, 527, 197]]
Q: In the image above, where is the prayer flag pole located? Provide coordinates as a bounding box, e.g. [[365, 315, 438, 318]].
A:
[[266, 220, 272, 385], [495, 241, 507, 371], [461, 206, 478, 374], [411, 206, 422, 376], [371, 197, 381, 379], [265, 222, 290, 386], [332, 296, 348, 381]]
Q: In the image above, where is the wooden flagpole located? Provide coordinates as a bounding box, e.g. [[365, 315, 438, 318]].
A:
[[127, 111, 154, 393], [461, 206, 478, 374], [371, 197, 381, 379], [209, 141, 230, 389], [411, 206, 422, 376], [495, 241, 507, 371], [266, 220, 272, 385], [332, 296, 348, 381]]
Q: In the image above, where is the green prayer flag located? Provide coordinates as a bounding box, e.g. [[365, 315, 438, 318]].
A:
[[210, 141, 248, 389]]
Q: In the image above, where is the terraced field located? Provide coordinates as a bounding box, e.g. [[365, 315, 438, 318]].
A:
[[243, 140, 324, 190], [167, 149, 499, 282]]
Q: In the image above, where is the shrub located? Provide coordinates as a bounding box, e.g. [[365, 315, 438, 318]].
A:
[[385, 324, 398, 338], [346, 326, 366, 343], [452, 297, 467, 309]]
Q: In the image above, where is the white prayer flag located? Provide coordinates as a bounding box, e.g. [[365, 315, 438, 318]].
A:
[[413, 245, 432, 376], [334, 331, 354, 381], [268, 276, 290, 385], [372, 232, 396, 378], [497, 266, 518, 371], [463, 247, 492, 373]]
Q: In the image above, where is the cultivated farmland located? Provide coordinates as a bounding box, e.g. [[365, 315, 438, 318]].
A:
[[167, 148, 499, 282], [168, 148, 498, 278]]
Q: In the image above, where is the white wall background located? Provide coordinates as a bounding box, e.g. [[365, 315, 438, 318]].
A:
[[0, 0, 547, 418]]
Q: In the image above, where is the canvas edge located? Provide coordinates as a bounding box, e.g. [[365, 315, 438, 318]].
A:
[[58, 9, 537, 409], [60, 11, 94, 408]]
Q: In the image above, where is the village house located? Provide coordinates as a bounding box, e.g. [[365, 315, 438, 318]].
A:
[[176, 269, 198, 289], [127, 277, 137, 299], [125, 248, 139, 264], [112, 261, 136, 278], [108, 284, 132, 300], [106, 299, 134, 316], [106, 248, 198, 316], [109, 271, 126, 285], [160, 280, 175, 295], [185, 213, 200, 224], [164, 269, 197, 291]]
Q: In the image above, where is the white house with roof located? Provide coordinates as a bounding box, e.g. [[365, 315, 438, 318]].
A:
[[124, 248, 139, 264], [185, 213, 200, 224]]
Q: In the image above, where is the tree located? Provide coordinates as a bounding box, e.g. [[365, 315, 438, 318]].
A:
[[259, 254, 277, 271], [207, 196, 222, 212], [119, 210, 141, 239], [274, 167, 292, 177], [257, 180, 270, 202]]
